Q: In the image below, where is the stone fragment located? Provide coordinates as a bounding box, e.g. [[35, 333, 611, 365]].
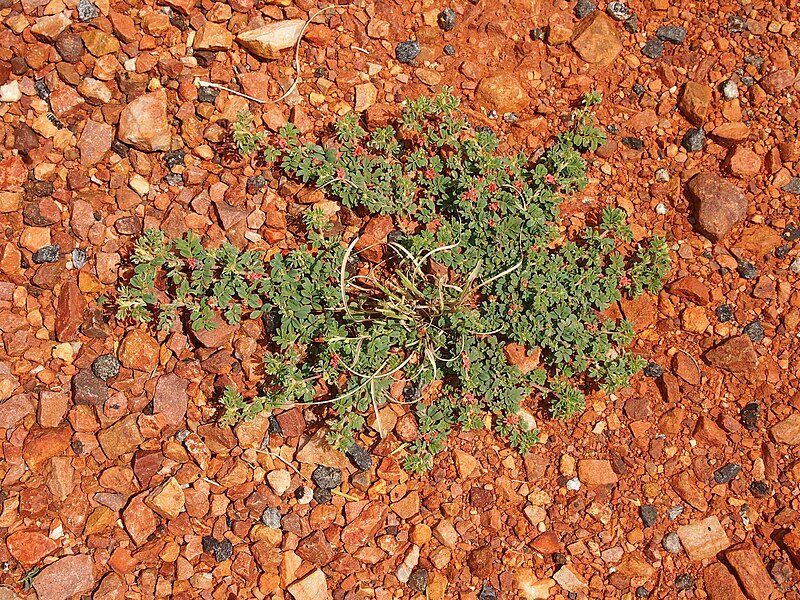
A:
[[77, 119, 113, 166], [23, 426, 72, 472], [577, 459, 617, 485], [55, 279, 86, 342], [118, 329, 159, 371], [711, 122, 750, 146], [0, 394, 33, 429], [514, 570, 554, 600], [571, 12, 622, 65], [770, 413, 800, 445], [679, 82, 712, 125], [296, 531, 335, 565], [703, 563, 747, 600], [118, 90, 171, 152], [553, 565, 587, 593], [38, 391, 68, 427], [671, 471, 708, 512], [475, 73, 528, 114], [286, 568, 328, 600], [72, 369, 108, 406], [145, 477, 185, 519], [677, 516, 730, 561], [453, 449, 478, 478], [686, 173, 748, 242], [123, 493, 158, 546], [81, 29, 121, 56], [726, 146, 761, 178], [341, 501, 387, 546], [725, 543, 774, 600], [704, 335, 758, 373], [194, 22, 233, 50], [237, 20, 305, 60], [668, 275, 710, 305], [153, 373, 188, 427], [98, 414, 144, 459], [6, 530, 58, 565], [760, 69, 795, 94], [31, 13, 71, 42], [354, 82, 377, 112], [32, 554, 95, 600]]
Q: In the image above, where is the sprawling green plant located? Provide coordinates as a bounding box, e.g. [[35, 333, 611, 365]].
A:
[[117, 89, 670, 472]]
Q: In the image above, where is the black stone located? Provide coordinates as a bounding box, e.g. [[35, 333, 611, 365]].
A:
[[622, 137, 644, 150], [438, 8, 457, 31], [197, 85, 220, 103], [202, 535, 218, 553], [168, 10, 189, 31], [750, 481, 770, 497], [675, 574, 695, 591], [34, 79, 50, 101], [714, 463, 741, 484], [635, 587, 650, 598], [530, 28, 545, 41], [478, 584, 497, 600], [312, 465, 342, 490], [744, 54, 764, 68], [194, 50, 216, 68], [776, 244, 790, 259], [164, 150, 185, 170], [268, 414, 282, 435], [644, 362, 663, 378], [782, 224, 800, 241], [632, 83, 646, 96], [743, 320, 764, 342], [741, 402, 760, 430], [32, 245, 60, 264], [623, 15, 638, 33], [111, 139, 130, 157], [395, 41, 421, 64], [681, 128, 705, 152], [213, 539, 233, 562], [716, 304, 734, 322], [77, 0, 99, 21], [575, 0, 595, 18], [737, 260, 758, 279], [92, 354, 120, 381], [607, 123, 620, 135], [247, 175, 267, 194], [407, 568, 428, 593], [606, 1, 631, 20], [640, 505, 657, 527], [387, 230, 405, 244], [727, 15, 746, 33], [313, 487, 332, 504], [164, 173, 183, 186], [642, 38, 664, 59], [346, 443, 372, 471], [443, 44, 455, 56], [656, 25, 687, 44], [553, 552, 568, 566]]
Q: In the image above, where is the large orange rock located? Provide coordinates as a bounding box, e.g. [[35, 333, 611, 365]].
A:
[[475, 73, 529, 114], [571, 13, 623, 66]]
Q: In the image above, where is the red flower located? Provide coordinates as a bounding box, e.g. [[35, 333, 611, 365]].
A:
[[277, 138, 288, 149], [463, 392, 477, 405], [330, 353, 340, 369], [487, 182, 498, 193], [461, 351, 470, 370], [619, 274, 631, 287], [335, 168, 346, 180], [504, 414, 520, 426], [487, 219, 496, 227], [488, 201, 499, 211], [462, 187, 478, 201], [545, 173, 557, 185], [187, 258, 197, 270], [425, 169, 436, 180], [354, 146, 367, 157], [586, 323, 598, 332]]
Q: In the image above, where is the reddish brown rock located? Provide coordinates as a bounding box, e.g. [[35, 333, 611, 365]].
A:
[[570, 12, 622, 65], [0, 394, 33, 429], [23, 426, 72, 472], [770, 413, 800, 445], [144, 477, 185, 519], [118, 329, 159, 372], [725, 543, 773, 600], [703, 563, 747, 600], [77, 119, 113, 166], [6, 530, 58, 565], [194, 21, 233, 50], [679, 82, 712, 125], [475, 73, 528, 114], [38, 390, 69, 427], [118, 90, 171, 152], [687, 173, 748, 242], [694, 416, 727, 447], [677, 516, 730, 561], [726, 146, 761, 178], [296, 531, 336, 565], [123, 493, 158, 546], [153, 373, 188, 427], [760, 69, 795, 94], [276, 406, 305, 437], [55, 279, 86, 342], [577, 459, 618, 486], [32, 554, 95, 600], [94, 572, 126, 600], [98, 414, 144, 460], [668, 275, 711, 305], [704, 335, 758, 373], [711, 122, 750, 146], [341, 501, 388, 546], [467, 545, 494, 578], [671, 470, 708, 512]]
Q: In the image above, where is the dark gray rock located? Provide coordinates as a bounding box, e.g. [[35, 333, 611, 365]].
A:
[[675, 574, 694, 591], [395, 40, 421, 64], [640, 505, 657, 528], [575, 0, 596, 18], [713, 463, 741, 484], [312, 465, 342, 490], [408, 568, 428, 593], [261, 507, 282, 529], [92, 353, 120, 381], [681, 128, 705, 152], [656, 25, 687, 44], [438, 8, 457, 31], [77, 0, 99, 21], [741, 402, 760, 430], [32, 245, 60, 264], [642, 38, 664, 59], [743, 320, 764, 342], [346, 443, 372, 471], [716, 304, 733, 322]]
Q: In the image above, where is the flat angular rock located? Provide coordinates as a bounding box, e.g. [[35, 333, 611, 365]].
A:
[[679, 82, 712, 125], [0, 394, 33, 429], [6, 530, 58, 565], [237, 20, 305, 60], [55, 279, 86, 342], [687, 173, 748, 242], [725, 543, 774, 600], [118, 90, 171, 152], [72, 369, 108, 406], [571, 12, 622, 65], [78, 119, 113, 166], [704, 335, 758, 373], [703, 563, 747, 600], [98, 414, 144, 459], [286, 568, 328, 600], [553, 565, 587, 593], [671, 470, 708, 512], [153, 373, 188, 427], [475, 73, 528, 114], [118, 329, 159, 371], [194, 21, 233, 50], [31, 13, 71, 42], [32, 554, 95, 600], [145, 476, 185, 519], [23, 426, 72, 472], [515, 570, 554, 600], [577, 459, 618, 485], [711, 122, 750, 146], [341, 501, 388, 546], [770, 413, 800, 445], [123, 493, 158, 546], [677, 516, 730, 561]]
